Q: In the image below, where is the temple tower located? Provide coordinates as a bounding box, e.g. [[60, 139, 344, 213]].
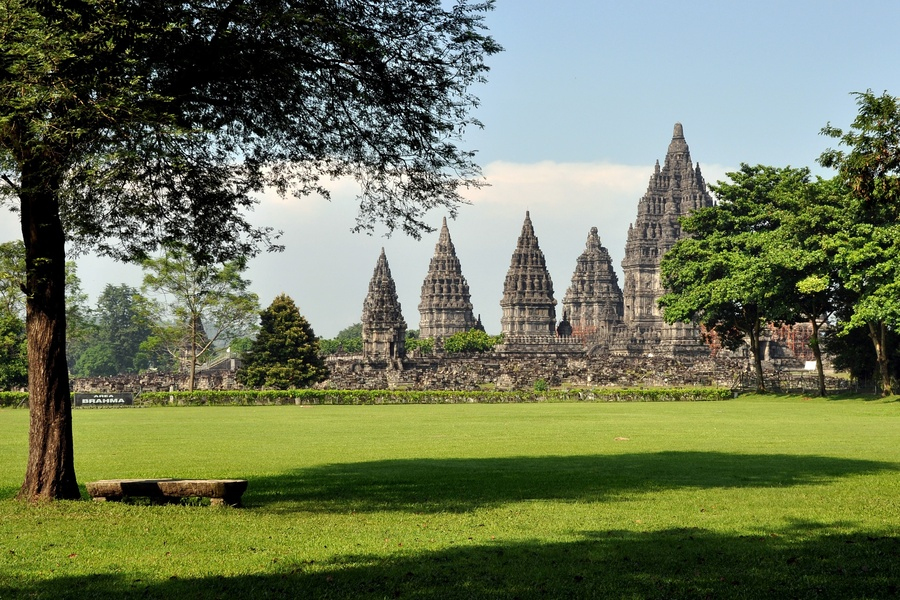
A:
[[500, 211, 557, 337], [418, 217, 477, 340], [617, 122, 714, 354], [562, 227, 624, 343], [362, 249, 407, 360]]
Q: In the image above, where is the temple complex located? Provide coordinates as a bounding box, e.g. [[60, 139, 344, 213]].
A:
[[361, 249, 406, 361], [561, 227, 624, 348], [418, 217, 478, 341], [499, 211, 558, 339], [359, 123, 718, 360]]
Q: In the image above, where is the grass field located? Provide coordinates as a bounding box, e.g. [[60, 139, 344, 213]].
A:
[[1, 395, 898, 599]]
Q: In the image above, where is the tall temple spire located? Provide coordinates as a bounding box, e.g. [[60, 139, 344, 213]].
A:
[[362, 249, 406, 360], [418, 217, 477, 340], [500, 211, 556, 336], [562, 227, 623, 343], [616, 123, 713, 355]]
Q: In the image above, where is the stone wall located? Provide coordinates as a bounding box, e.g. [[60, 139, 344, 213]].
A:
[[323, 353, 743, 391], [71, 371, 242, 393], [70, 354, 743, 393]]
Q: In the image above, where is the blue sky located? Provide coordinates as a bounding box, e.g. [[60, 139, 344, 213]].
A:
[[4, 0, 900, 338]]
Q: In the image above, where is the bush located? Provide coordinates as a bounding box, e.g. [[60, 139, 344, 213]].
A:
[[443, 330, 503, 353], [131, 388, 731, 407]]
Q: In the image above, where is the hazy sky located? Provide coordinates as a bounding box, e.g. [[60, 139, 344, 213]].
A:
[[4, 1, 900, 338]]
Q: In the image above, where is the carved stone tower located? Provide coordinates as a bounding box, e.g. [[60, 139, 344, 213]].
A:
[[562, 227, 624, 345], [500, 211, 557, 337], [362, 249, 406, 360], [418, 217, 477, 340], [617, 123, 713, 355]]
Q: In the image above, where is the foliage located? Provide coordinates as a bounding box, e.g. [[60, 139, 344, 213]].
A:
[[818, 90, 900, 395], [142, 246, 260, 390], [405, 337, 435, 355], [63, 262, 96, 371], [0, 312, 26, 390], [0, 0, 498, 500], [822, 325, 900, 386], [320, 323, 364, 355], [758, 176, 852, 396], [0, 240, 24, 318], [236, 294, 328, 390], [71, 284, 153, 377], [659, 165, 813, 392], [443, 329, 503, 353], [133, 387, 731, 406], [227, 337, 254, 360], [533, 379, 549, 392]]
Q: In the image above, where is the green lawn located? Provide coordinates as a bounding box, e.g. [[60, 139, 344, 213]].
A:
[[1, 395, 898, 599]]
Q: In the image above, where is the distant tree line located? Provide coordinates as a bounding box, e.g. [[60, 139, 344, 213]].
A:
[[0, 245, 326, 391]]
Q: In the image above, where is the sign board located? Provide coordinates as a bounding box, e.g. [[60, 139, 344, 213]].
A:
[[74, 392, 134, 407]]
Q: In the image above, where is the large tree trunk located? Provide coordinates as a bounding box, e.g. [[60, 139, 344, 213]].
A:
[[17, 157, 80, 501], [748, 321, 766, 393], [810, 320, 826, 397], [868, 321, 893, 397]]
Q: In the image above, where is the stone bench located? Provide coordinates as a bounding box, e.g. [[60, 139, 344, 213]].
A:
[[86, 478, 248, 507]]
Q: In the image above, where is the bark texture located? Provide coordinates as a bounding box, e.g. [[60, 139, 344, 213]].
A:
[[17, 158, 80, 501]]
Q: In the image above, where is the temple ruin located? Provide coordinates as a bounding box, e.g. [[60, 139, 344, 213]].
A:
[[417, 217, 478, 342], [360, 123, 715, 360], [361, 249, 406, 361]]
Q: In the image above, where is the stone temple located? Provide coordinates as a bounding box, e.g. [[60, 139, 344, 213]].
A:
[[500, 211, 557, 338], [418, 217, 478, 342], [562, 226, 623, 350], [612, 122, 715, 356], [361, 249, 406, 361], [361, 123, 714, 360]]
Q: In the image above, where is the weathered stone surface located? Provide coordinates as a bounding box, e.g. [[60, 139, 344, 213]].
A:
[[362, 249, 406, 361], [86, 478, 248, 507], [499, 211, 557, 341], [323, 353, 743, 391], [418, 217, 477, 340], [562, 226, 624, 346], [614, 123, 714, 356]]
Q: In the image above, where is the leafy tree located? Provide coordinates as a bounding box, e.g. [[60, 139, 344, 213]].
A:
[[760, 176, 851, 396], [71, 284, 153, 377], [822, 325, 900, 388], [0, 241, 25, 318], [1, 0, 497, 500], [237, 294, 328, 389], [71, 344, 118, 378], [443, 329, 502, 353], [227, 336, 255, 360], [320, 322, 364, 355], [819, 90, 900, 396], [63, 263, 96, 372], [0, 312, 27, 390], [406, 336, 435, 355], [659, 165, 810, 392], [142, 246, 260, 392]]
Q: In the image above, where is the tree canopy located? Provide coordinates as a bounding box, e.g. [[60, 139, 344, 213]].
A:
[[659, 164, 812, 392], [818, 90, 900, 395], [142, 246, 260, 392], [0, 0, 499, 500], [237, 294, 328, 389]]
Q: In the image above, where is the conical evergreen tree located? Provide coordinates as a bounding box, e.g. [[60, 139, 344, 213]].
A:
[[237, 294, 328, 389]]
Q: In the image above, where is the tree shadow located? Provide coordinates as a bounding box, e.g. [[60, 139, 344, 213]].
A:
[[244, 451, 898, 513], [5, 524, 897, 599]]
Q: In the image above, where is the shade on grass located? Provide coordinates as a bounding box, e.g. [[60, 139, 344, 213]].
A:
[[0, 396, 898, 599]]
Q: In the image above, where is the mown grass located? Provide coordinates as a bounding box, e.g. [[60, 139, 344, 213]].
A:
[[0, 395, 898, 599]]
